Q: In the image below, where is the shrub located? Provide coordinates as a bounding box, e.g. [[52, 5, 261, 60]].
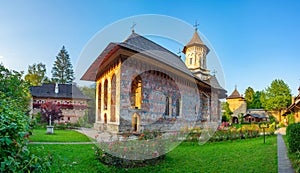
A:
[[294, 151, 300, 173], [94, 129, 168, 168], [40, 101, 63, 125], [94, 146, 165, 168], [0, 64, 51, 172], [278, 122, 285, 128], [286, 122, 300, 152], [287, 113, 295, 125], [77, 113, 93, 128]]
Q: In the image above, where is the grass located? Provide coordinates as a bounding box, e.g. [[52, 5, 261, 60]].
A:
[[29, 144, 107, 173], [29, 135, 278, 172], [282, 135, 300, 172], [29, 128, 92, 142]]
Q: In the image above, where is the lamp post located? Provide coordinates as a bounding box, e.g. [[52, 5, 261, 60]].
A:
[[259, 123, 269, 144]]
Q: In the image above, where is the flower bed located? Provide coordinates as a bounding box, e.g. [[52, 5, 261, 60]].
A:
[[93, 132, 163, 168], [94, 146, 165, 168], [185, 122, 276, 143], [93, 129, 184, 168]]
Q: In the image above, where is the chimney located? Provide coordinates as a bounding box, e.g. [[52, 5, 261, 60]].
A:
[[55, 83, 59, 94]]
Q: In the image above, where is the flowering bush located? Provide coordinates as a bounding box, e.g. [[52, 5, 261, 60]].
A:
[[92, 129, 184, 168], [138, 129, 162, 140], [93, 145, 165, 168]]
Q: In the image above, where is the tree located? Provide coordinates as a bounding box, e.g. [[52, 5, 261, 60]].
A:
[[0, 64, 50, 172], [80, 85, 96, 123], [251, 91, 262, 109], [244, 87, 255, 108], [51, 46, 74, 84], [222, 102, 233, 122], [24, 63, 50, 86], [40, 101, 63, 125], [262, 79, 291, 122]]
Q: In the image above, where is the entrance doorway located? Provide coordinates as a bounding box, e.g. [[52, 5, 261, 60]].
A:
[[104, 113, 107, 124], [132, 113, 140, 132], [232, 117, 239, 124]]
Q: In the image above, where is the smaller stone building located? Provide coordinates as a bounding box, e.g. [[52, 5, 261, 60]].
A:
[[30, 83, 90, 123], [226, 88, 270, 124], [244, 109, 269, 123], [226, 88, 247, 123]]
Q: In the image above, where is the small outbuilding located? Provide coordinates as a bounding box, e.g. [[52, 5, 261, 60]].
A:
[[243, 109, 269, 123]]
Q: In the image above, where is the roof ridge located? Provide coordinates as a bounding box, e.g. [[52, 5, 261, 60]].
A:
[[123, 32, 181, 59], [227, 88, 243, 99]]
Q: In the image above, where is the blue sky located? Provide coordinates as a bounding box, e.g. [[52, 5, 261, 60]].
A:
[[1, 0, 300, 95]]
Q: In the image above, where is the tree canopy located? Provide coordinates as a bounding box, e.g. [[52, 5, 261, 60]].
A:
[[222, 102, 233, 122], [244, 87, 265, 109], [24, 63, 49, 86], [244, 87, 255, 108], [262, 79, 291, 111], [251, 91, 263, 109], [40, 101, 63, 125], [51, 46, 74, 84], [80, 85, 96, 123]]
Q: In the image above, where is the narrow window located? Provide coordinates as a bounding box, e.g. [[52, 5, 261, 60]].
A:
[[131, 76, 142, 109], [111, 74, 116, 122], [165, 96, 172, 116], [104, 79, 108, 110], [97, 83, 101, 121], [165, 96, 169, 116], [176, 99, 180, 116], [190, 58, 193, 65]]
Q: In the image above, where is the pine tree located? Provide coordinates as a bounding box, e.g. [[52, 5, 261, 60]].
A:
[[51, 46, 74, 84]]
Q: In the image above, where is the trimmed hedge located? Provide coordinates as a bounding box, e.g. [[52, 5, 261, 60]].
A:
[[286, 122, 300, 152]]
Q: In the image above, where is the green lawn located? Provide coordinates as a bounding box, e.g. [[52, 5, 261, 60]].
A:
[[29, 128, 92, 142], [29, 136, 278, 172]]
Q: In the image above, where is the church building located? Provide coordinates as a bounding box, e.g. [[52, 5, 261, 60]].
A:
[[81, 28, 227, 133]]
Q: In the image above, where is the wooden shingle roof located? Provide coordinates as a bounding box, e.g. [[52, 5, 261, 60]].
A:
[[30, 84, 90, 100], [182, 31, 210, 54], [81, 31, 226, 96], [227, 88, 244, 99]]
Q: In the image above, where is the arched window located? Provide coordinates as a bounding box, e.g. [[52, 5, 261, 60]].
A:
[[201, 93, 209, 120], [111, 74, 116, 122], [176, 99, 180, 116], [131, 75, 142, 109], [104, 79, 108, 110], [165, 96, 171, 116], [97, 83, 101, 121]]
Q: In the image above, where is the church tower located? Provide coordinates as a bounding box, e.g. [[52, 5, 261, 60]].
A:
[[183, 28, 210, 80]]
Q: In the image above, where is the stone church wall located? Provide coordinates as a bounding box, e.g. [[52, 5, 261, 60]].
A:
[[119, 57, 203, 133]]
